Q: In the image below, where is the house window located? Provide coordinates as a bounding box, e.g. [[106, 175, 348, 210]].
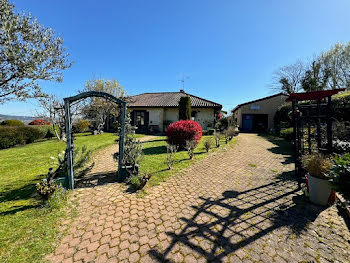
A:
[[191, 111, 197, 120], [136, 111, 145, 126]]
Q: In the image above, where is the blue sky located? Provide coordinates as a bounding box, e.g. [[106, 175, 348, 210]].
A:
[[1, 0, 350, 115]]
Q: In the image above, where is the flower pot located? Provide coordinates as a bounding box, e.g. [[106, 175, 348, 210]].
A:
[[307, 173, 331, 206]]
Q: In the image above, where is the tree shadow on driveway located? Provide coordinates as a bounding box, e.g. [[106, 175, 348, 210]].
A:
[[258, 134, 294, 165], [149, 176, 325, 262]]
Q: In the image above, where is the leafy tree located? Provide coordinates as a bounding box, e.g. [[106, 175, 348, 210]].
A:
[[321, 42, 350, 90], [0, 0, 71, 103], [302, 60, 330, 92], [178, 96, 191, 120], [81, 78, 125, 133]]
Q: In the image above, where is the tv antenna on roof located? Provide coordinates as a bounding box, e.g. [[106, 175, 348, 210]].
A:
[[178, 73, 190, 90]]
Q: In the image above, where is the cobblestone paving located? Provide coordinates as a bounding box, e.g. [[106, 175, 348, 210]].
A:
[[49, 134, 350, 263], [75, 136, 157, 188]]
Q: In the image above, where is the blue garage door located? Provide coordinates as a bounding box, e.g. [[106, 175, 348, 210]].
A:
[[242, 114, 253, 131]]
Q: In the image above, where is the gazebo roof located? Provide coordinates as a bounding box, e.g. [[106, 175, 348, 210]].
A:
[[286, 89, 346, 102]]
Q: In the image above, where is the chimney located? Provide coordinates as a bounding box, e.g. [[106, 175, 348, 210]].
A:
[[180, 89, 185, 93]]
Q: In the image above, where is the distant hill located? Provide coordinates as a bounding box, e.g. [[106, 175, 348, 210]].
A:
[[0, 114, 37, 124]]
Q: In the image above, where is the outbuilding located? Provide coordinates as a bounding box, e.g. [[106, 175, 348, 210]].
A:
[[232, 93, 288, 132]]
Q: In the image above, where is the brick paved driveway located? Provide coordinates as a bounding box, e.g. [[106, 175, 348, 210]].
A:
[[49, 134, 350, 263]]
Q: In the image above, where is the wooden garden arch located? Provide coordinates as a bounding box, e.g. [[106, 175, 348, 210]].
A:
[[64, 91, 126, 190], [286, 89, 345, 179]]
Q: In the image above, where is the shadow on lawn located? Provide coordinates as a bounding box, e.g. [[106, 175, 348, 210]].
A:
[[149, 173, 325, 262], [0, 181, 42, 215], [143, 145, 167, 155]]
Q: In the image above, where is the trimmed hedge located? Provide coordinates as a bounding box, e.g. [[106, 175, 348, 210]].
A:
[[0, 125, 55, 149], [73, 119, 91, 133], [166, 120, 202, 148], [1, 119, 24, 126], [178, 96, 191, 120]]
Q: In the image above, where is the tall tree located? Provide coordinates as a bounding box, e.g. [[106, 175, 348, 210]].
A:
[[321, 42, 350, 90], [302, 60, 330, 92], [272, 60, 305, 94], [80, 78, 125, 133], [0, 0, 71, 103], [178, 96, 191, 120]]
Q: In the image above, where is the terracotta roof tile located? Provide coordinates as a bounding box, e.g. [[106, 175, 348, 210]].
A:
[[126, 92, 222, 108]]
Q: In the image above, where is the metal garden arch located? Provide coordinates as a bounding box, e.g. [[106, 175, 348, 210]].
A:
[[64, 91, 126, 190]]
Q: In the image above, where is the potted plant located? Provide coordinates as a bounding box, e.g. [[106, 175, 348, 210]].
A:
[[302, 153, 333, 206], [115, 114, 143, 182], [328, 153, 350, 214]]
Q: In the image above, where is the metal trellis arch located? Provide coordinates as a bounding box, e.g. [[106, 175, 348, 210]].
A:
[[64, 91, 126, 190]]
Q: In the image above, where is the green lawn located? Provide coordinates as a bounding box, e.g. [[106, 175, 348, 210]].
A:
[[139, 135, 236, 189], [0, 132, 118, 263], [0, 132, 234, 262]]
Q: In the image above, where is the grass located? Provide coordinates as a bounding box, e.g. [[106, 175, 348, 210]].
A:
[[0, 132, 119, 263], [138, 135, 237, 189]]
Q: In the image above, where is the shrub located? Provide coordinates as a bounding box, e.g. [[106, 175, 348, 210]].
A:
[[224, 126, 236, 141], [0, 126, 25, 148], [1, 119, 24, 126], [280, 128, 294, 141], [329, 153, 350, 201], [166, 144, 178, 170], [0, 126, 48, 149], [214, 130, 221, 147], [166, 120, 202, 148], [47, 186, 68, 209], [185, 140, 197, 159], [19, 126, 46, 143], [45, 126, 56, 139], [333, 140, 350, 154], [73, 119, 91, 133], [302, 153, 332, 179], [127, 174, 151, 190], [204, 138, 213, 152], [28, 119, 50, 125], [178, 96, 191, 120], [36, 179, 58, 200]]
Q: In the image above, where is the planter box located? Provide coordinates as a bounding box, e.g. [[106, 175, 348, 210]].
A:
[[118, 164, 139, 182], [308, 173, 331, 206]]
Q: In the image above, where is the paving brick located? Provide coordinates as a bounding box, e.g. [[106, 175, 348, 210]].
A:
[[48, 134, 350, 263]]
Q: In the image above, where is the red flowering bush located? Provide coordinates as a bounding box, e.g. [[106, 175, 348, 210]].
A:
[[166, 120, 202, 148], [29, 119, 50, 125]]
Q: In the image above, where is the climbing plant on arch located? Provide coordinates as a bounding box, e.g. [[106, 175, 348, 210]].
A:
[[64, 91, 126, 189]]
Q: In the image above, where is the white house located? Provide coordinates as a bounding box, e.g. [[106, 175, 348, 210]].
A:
[[126, 90, 223, 133]]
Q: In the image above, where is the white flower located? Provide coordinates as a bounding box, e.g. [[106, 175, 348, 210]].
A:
[[50, 156, 55, 160]]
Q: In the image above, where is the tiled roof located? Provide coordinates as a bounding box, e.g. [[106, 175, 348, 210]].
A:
[[232, 93, 288, 112], [126, 91, 222, 108]]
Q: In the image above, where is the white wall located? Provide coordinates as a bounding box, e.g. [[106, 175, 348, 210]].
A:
[[192, 108, 215, 130], [129, 107, 216, 132]]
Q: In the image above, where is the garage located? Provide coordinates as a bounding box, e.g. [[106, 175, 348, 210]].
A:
[[232, 93, 289, 132], [242, 114, 269, 132]]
